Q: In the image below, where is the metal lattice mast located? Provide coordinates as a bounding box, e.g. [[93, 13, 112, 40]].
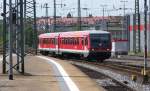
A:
[[133, 0, 140, 53], [2, 0, 24, 80], [42, 3, 50, 33], [24, 0, 37, 54], [53, 0, 56, 32], [2, 0, 7, 74], [143, 0, 148, 82], [77, 0, 81, 31]]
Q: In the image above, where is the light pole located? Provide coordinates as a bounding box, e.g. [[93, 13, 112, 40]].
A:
[[53, 0, 65, 32], [100, 5, 107, 30], [82, 8, 89, 17], [120, 0, 128, 39], [78, 0, 81, 31], [53, 0, 56, 32], [41, 3, 50, 33], [143, 0, 148, 83]]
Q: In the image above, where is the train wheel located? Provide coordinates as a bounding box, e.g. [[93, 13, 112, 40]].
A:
[[96, 59, 104, 63], [80, 54, 84, 60]]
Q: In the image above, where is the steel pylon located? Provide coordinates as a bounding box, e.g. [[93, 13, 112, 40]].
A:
[[2, 0, 37, 80]]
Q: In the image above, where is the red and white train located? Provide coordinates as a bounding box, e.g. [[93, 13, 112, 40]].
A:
[[38, 30, 112, 61]]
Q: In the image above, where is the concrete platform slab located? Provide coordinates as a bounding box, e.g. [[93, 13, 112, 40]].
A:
[[0, 55, 105, 91], [0, 56, 60, 91]]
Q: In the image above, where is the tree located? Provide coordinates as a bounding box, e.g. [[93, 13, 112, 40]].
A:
[[67, 12, 72, 18], [89, 14, 93, 18]]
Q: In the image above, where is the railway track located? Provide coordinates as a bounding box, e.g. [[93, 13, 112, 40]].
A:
[[73, 64, 135, 91], [68, 60, 150, 91], [62, 56, 150, 77], [48, 55, 150, 91]]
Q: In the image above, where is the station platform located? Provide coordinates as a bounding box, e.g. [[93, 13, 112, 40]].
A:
[[0, 55, 105, 91]]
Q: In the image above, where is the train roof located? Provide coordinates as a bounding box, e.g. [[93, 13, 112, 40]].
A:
[[39, 33, 59, 38], [39, 30, 110, 38], [59, 30, 110, 37]]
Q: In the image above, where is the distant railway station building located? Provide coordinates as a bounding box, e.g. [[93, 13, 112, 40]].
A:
[[127, 13, 150, 52]]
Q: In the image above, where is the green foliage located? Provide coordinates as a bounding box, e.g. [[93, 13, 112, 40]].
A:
[[25, 26, 34, 47]]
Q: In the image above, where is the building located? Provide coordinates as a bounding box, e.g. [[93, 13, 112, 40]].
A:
[[36, 16, 123, 40], [127, 13, 150, 52]]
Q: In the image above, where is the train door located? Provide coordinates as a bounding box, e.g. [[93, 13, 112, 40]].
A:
[[83, 36, 89, 57], [55, 36, 59, 54], [84, 36, 88, 50]]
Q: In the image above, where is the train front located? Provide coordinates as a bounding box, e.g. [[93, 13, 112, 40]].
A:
[[88, 32, 112, 61]]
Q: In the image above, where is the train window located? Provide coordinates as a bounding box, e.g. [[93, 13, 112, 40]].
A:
[[85, 38, 88, 45], [62, 38, 64, 44], [63, 38, 65, 44], [67, 38, 69, 44], [77, 38, 79, 45], [52, 39, 54, 44], [73, 38, 75, 45], [43, 39, 46, 44], [66, 38, 68, 44], [64, 38, 66, 44], [53, 38, 54, 44], [55, 38, 57, 44], [81, 38, 84, 45], [48, 38, 50, 44], [50, 39, 52, 44], [68, 38, 71, 44], [70, 38, 72, 45], [66, 39, 68, 44], [75, 38, 77, 45], [51, 38, 53, 44]]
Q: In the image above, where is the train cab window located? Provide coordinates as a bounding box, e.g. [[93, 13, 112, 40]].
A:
[[90, 34, 110, 48]]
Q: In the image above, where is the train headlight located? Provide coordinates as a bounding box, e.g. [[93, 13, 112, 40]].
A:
[[107, 49, 110, 51], [92, 49, 94, 51]]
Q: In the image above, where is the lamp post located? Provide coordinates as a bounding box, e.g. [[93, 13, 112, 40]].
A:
[[78, 0, 81, 31], [100, 5, 107, 30], [82, 8, 89, 17], [120, 0, 128, 39], [143, 0, 148, 83]]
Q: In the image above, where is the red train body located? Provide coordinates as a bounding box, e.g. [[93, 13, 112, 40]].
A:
[[38, 30, 112, 61]]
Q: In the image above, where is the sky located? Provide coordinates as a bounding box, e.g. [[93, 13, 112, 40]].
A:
[[0, 0, 149, 19]]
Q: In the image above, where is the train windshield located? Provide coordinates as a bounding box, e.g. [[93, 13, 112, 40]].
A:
[[90, 34, 111, 48]]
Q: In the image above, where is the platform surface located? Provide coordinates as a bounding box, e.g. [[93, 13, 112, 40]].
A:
[[0, 55, 105, 91]]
